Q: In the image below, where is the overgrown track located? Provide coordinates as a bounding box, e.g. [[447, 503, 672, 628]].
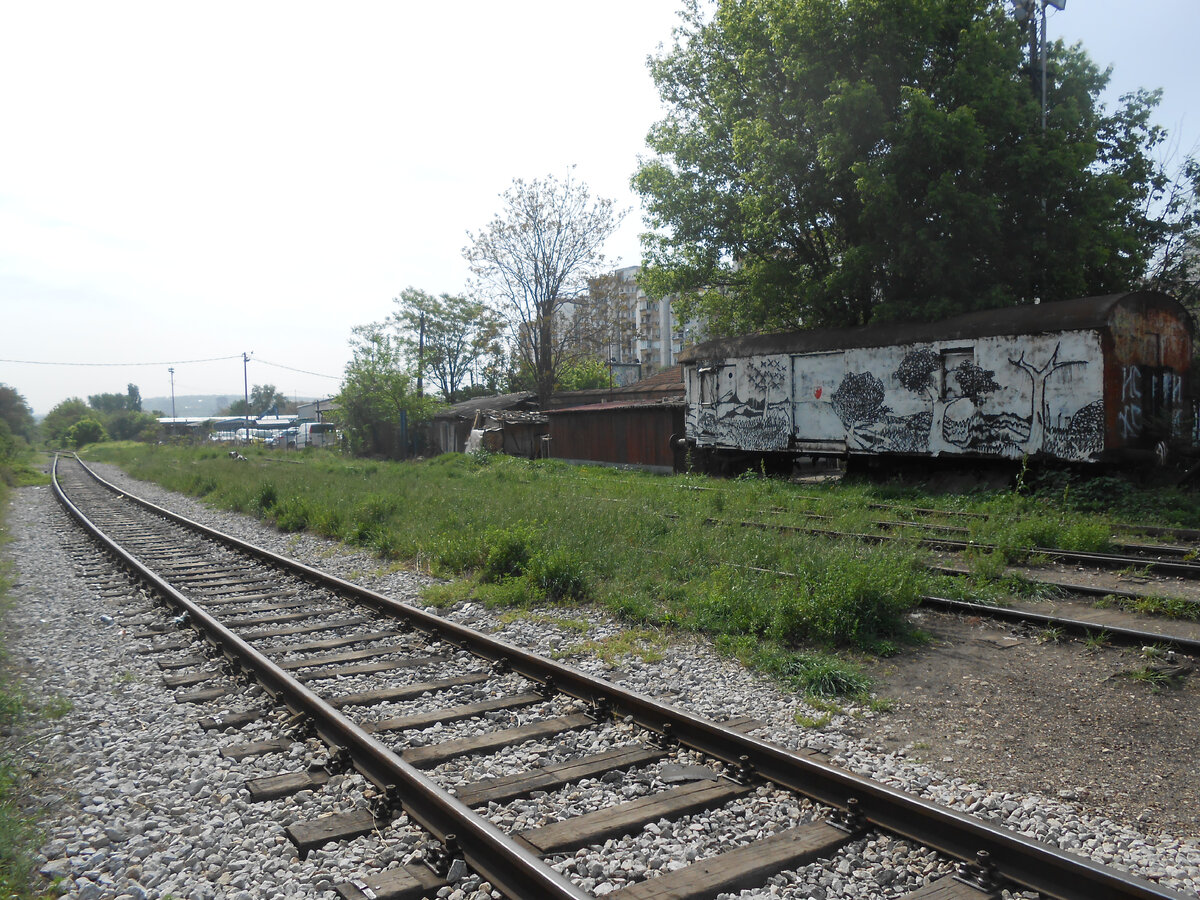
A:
[[51, 454, 1188, 900], [699, 513, 1200, 579]]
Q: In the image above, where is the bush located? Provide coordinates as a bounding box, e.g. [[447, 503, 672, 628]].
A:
[[481, 526, 537, 582], [530, 548, 590, 603], [66, 417, 108, 448], [255, 482, 279, 513]]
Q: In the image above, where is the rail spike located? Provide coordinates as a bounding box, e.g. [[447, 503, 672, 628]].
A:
[[369, 786, 403, 821], [423, 833, 460, 878], [651, 722, 678, 749], [591, 696, 613, 722], [828, 797, 867, 834], [954, 849, 1003, 892], [321, 747, 353, 775]]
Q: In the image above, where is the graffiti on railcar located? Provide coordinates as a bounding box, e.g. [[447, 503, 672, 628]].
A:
[[686, 332, 1108, 461], [822, 341, 1101, 459], [1119, 365, 1185, 441]]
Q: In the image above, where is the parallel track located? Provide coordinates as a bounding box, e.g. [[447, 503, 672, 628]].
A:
[[52, 454, 1188, 900]]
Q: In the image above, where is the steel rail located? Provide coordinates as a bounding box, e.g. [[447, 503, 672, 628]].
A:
[[62, 455, 1190, 900], [51, 456, 591, 900], [716, 515, 1200, 578], [731, 562, 1200, 655], [917, 595, 1200, 655], [793, 494, 1200, 544]]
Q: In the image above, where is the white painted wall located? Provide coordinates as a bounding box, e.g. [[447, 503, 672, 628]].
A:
[[685, 330, 1106, 461]]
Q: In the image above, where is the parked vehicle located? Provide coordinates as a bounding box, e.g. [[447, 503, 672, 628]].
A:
[[266, 428, 299, 449], [296, 421, 339, 449]]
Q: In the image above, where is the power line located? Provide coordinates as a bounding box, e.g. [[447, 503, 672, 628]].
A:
[[0, 354, 242, 367], [254, 358, 341, 380]]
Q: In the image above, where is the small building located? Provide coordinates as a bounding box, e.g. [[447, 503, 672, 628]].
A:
[[546, 399, 685, 473], [431, 392, 540, 455]]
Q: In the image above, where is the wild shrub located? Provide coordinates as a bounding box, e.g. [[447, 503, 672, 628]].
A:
[[780, 651, 872, 697], [481, 526, 537, 582], [273, 496, 311, 532], [766, 548, 923, 647], [529, 547, 590, 603], [255, 481, 278, 513]]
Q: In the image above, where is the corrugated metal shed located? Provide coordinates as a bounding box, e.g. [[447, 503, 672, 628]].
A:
[[547, 399, 685, 473]]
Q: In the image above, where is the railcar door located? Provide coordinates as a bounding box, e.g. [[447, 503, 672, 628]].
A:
[[791, 352, 847, 452]]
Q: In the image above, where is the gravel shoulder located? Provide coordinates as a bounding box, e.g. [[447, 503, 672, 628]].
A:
[[3, 463, 1200, 898]]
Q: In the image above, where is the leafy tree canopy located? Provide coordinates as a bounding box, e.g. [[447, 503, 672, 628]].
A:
[[634, 0, 1197, 334], [88, 383, 142, 414], [390, 288, 504, 403], [337, 324, 438, 458], [224, 384, 289, 417], [66, 417, 108, 448], [465, 170, 624, 404], [555, 356, 612, 392], [0, 384, 36, 443], [42, 398, 92, 446]]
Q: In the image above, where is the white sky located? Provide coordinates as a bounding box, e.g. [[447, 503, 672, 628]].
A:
[[2, 1, 1197, 415]]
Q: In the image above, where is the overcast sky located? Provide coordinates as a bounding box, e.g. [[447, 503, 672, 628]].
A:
[[2, 1, 1197, 415]]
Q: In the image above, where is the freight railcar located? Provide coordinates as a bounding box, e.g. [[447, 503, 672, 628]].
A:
[[677, 291, 1195, 470]]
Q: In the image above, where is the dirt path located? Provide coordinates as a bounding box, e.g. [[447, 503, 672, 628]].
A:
[[853, 608, 1200, 836]]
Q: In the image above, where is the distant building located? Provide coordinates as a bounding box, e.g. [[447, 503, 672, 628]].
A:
[[558, 266, 702, 383], [297, 398, 340, 422]]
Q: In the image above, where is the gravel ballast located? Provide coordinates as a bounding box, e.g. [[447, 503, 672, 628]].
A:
[[3, 464, 1199, 898]]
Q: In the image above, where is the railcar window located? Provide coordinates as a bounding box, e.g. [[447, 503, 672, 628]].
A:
[[940, 348, 974, 399]]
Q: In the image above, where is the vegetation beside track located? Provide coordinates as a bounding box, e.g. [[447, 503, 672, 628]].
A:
[[82, 443, 1198, 698], [1, 457, 60, 899]]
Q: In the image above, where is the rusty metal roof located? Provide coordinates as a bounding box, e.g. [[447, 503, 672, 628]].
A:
[[546, 398, 685, 415], [433, 392, 538, 420], [678, 291, 1193, 362]]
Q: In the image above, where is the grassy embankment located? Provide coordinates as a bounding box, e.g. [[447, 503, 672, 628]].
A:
[[82, 443, 1198, 696], [1, 452, 61, 899]]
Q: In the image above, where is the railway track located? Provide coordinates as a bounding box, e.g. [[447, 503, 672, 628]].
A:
[[699, 513, 1200, 580], [787, 494, 1200, 546], [49, 453, 1189, 900]]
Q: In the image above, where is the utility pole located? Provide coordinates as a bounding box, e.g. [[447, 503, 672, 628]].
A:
[[243, 352, 251, 445], [416, 312, 425, 397], [1011, 0, 1065, 130], [168, 367, 176, 419]]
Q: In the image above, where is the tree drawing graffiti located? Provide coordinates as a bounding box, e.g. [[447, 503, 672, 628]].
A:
[[1008, 343, 1086, 453], [893, 349, 945, 452], [830, 371, 888, 449]]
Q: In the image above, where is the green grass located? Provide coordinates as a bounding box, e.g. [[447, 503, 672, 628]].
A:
[[81, 443, 1199, 699]]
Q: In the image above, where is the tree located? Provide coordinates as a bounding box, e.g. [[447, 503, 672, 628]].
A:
[[88, 383, 142, 414], [42, 398, 92, 446], [223, 384, 288, 417], [106, 410, 161, 442], [66, 417, 108, 448], [1143, 156, 1200, 312], [633, 0, 1197, 334], [555, 356, 611, 392], [390, 288, 504, 403], [0, 385, 36, 443], [337, 324, 438, 458], [464, 170, 624, 404]]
